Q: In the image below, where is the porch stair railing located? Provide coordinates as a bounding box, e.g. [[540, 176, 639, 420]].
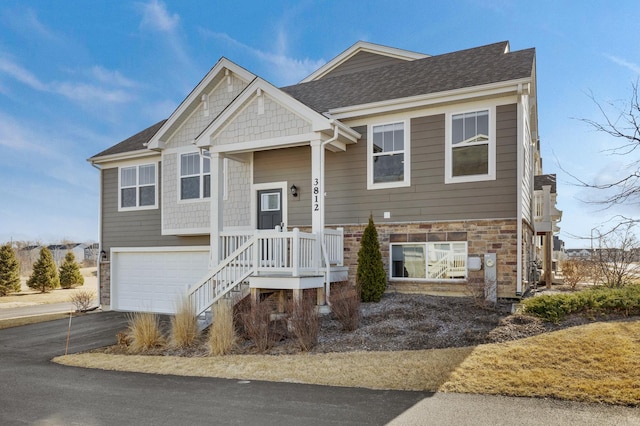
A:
[[187, 236, 257, 319], [187, 227, 344, 320], [429, 250, 467, 279]]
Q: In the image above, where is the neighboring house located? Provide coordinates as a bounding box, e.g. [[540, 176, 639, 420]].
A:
[[47, 243, 87, 266], [89, 40, 561, 315]]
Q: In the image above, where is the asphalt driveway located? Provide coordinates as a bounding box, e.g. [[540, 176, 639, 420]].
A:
[[1, 311, 638, 425]]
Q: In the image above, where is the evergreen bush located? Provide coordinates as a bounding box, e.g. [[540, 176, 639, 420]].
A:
[[59, 251, 84, 289], [357, 214, 386, 302], [0, 243, 21, 296], [27, 247, 60, 293]]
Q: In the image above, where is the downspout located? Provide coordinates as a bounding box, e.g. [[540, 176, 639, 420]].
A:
[[90, 161, 103, 309], [320, 121, 340, 305]]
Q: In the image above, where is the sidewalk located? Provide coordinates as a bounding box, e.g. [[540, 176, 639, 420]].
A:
[[0, 301, 79, 320]]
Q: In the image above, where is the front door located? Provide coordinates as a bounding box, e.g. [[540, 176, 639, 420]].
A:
[[257, 189, 283, 230]]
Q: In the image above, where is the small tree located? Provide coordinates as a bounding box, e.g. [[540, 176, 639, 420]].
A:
[[357, 214, 386, 302], [0, 243, 21, 296], [59, 252, 84, 289], [27, 247, 60, 293], [592, 224, 640, 288]]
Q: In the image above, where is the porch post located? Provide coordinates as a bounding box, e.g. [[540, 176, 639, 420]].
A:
[[210, 152, 225, 268], [310, 139, 324, 233]]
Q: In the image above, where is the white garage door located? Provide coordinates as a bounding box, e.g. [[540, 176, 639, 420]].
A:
[[110, 247, 210, 314]]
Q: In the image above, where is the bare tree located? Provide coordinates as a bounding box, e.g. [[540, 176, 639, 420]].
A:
[[566, 81, 640, 229], [592, 223, 639, 288]]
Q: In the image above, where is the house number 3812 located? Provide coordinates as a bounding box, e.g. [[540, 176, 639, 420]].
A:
[[313, 178, 319, 211]]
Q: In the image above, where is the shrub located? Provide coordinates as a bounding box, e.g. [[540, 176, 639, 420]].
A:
[[329, 282, 361, 331], [523, 284, 640, 322], [357, 214, 386, 302], [127, 312, 165, 353], [239, 298, 279, 352], [208, 299, 237, 356], [0, 243, 21, 296], [170, 298, 200, 348], [59, 252, 84, 289], [287, 294, 319, 352], [27, 247, 59, 293], [69, 290, 96, 311]]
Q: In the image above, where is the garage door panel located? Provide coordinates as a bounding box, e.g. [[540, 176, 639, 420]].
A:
[[111, 248, 209, 314]]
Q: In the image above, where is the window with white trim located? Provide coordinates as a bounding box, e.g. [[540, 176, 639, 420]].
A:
[[446, 108, 495, 183], [180, 152, 210, 200], [390, 242, 467, 280], [119, 163, 157, 210], [368, 121, 410, 189]]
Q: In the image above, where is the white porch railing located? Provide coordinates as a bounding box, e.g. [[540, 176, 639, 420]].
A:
[[189, 227, 344, 317], [534, 187, 561, 233]]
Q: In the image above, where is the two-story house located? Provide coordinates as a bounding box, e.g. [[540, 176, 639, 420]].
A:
[[89, 41, 561, 316]]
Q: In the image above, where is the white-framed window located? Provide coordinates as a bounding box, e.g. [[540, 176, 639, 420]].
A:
[[390, 242, 467, 280], [119, 163, 157, 210], [260, 192, 281, 211], [368, 120, 410, 189], [445, 107, 495, 184], [180, 152, 210, 200]]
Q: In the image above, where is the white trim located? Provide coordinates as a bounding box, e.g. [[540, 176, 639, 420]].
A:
[[147, 58, 255, 150], [195, 78, 334, 148], [388, 241, 468, 281], [161, 227, 210, 236], [329, 78, 531, 120], [300, 41, 428, 83], [251, 181, 289, 229], [177, 151, 211, 202], [117, 162, 158, 212], [111, 245, 210, 254], [444, 105, 496, 184], [88, 149, 159, 165], [367, 119, 411, 190], [208, 133, 317, 154]]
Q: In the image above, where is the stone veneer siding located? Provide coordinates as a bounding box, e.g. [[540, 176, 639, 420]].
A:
[[339, 219, 520, 298], [99, 260, 110, 307]]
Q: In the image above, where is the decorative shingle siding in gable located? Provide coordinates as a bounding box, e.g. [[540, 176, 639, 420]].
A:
[[167, 75, 248, 148], [214, 95, 311, 146]]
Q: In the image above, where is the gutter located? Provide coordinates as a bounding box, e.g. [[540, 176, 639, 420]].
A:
[[89, 161, 103, 309]]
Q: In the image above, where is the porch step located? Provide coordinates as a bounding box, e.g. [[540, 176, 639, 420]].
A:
[[249, 274, 324, 290]]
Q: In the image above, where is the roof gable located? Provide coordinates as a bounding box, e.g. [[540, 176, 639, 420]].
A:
[[283, 41, 534, 114], [147, 58, 255, 150], [300, 41, 429, 83], [195, 77, 351, 152]]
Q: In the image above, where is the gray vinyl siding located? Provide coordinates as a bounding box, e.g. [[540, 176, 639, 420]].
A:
[[253, 104, 518, 226], [322, 51, 411, 80], [101, 166, 209, 252], [253, 147, 312, 227]]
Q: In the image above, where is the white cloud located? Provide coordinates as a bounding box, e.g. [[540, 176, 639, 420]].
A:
[[0, 57, 48, 91], [200, 29, 325, 85], [139, 0, 180, 33], [605, 54, 640, 75], [0, 57, 134, 104], [91, 66, 137, 88]]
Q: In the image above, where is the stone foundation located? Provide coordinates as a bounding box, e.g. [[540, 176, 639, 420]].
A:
[[99, 260, 110, 309], [340, 219, 520, 298]]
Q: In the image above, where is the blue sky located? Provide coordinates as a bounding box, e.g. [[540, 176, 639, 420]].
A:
[[0, 0, 638, 247]]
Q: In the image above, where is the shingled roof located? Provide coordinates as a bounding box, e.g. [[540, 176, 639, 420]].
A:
[[91, 41, 534, 159], [534, 174, 557, 193], [281, 41, 535, 113], [89, 119, 166, 160]]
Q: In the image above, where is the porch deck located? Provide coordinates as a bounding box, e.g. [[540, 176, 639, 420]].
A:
[[187, 227, 345, 318]]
